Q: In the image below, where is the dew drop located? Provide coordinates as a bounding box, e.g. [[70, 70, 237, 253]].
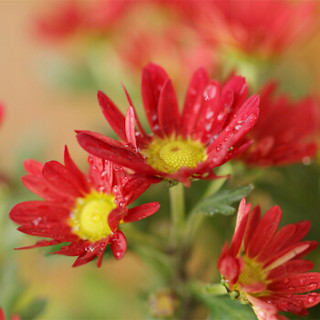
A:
[[282, 278, 289, 284], [217, 114, 224, 121], [299, 278, 306, 286], [206, 111, 214, 120], [308, 283, 318, 290], [308, 296, 315, 303], [302, 156, 311, 165]]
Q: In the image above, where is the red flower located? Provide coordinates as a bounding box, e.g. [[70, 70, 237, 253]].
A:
[[76, 63, 260, 186], [0, 103, 4, 126], [0, 308, 20, 320], [237, 83, 318, 166], [118, 26, 216, 89], [35, 0, 129, 41], [187, 0, 317, 57], [218, 198, 320, 320], [9, 147, 160, 267]]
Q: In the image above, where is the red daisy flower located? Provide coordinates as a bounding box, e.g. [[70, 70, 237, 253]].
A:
[[35, 0, 129, 41], [9, 147, 160, 267], [187, 0, 317, 57], [218, 198, 320, 320], [237, 83, 318, 166], [0, 103, 4, 126], [0, 308, 20, 320], [76, 63, 260, 186]]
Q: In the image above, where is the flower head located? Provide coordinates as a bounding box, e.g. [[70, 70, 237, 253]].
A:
[[237, 83, 318, 166], [0, 308, 20, 320], [76, 63, 260, 186], [35, 0, 129, 41], [9, 147, 160, 267], [189, 0, 317, 57], [218, 198, 320, 320]]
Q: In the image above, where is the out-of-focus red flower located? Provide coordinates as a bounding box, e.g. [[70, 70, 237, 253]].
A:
[[0, 308, 20, 320], [218, 198, 320, 320], [118, 26, 216, 87], [9, 147, 160, 267], [186, 0, 317, 57], [76, 63, 260, 186], [237, 83, 318, 166], [0, 103, 4, 126], [35, 0, 129, 41]]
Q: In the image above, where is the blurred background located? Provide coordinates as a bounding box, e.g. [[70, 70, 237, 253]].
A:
[[1, 1, 320, 319]]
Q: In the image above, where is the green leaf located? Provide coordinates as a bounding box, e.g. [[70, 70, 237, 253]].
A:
[[18, 298, 47, 320], [207, 296, 256, 320], [191, 183, 254, 216]]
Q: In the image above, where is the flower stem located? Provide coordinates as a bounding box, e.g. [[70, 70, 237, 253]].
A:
[[169, 183, 185, 244]]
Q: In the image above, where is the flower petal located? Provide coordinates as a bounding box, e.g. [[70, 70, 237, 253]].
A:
[[180, 67, 209, 137], [268, 272, 320, 294], [158, 79, 180, 136], [141, 63, 169, 135], [124, 202, 160, 223], [110, 230, 127, 260], [246, 205, 282, 258], [97, 90, 127, 142]]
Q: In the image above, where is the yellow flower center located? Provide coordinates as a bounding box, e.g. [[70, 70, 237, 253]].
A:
[[141, 137, 207, 174], [225, 256, 269, 304], [238, 256, 266, 286], [69, 190, 116, 242]]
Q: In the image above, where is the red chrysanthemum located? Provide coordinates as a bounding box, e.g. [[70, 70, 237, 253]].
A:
[[237, 83, 318, 166], [187, 0, 317, 57], [76, 63, 260, 186], [35, 0, 129, 41], [0, 308, 19, 320], [9, 147, 160, 267], [218, 198, 320, 320]]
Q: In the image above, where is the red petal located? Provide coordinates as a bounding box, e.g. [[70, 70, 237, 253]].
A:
[[267, 259, 315, 280], [141, 63, 169, 135], [207, 94, 260, 165], [15, 239, 61, 250], [124, 202, 160, 223], [10, 201, 70, 224], [264, 241, 318, 271], [243, 205, 261, 251], [76, 131, 156, 175], [108, 207, 126, 231], [122, 85, 148, 139], [110, 230, 127, 260], [42, 161, 82, 198], [22, 175, 74, 204], [180, 67, 209, 137], [23, 159, 43, 175], [268, 272, 320, 294], [218, 256, 244, 287], [158, 79, 180, 136], [97, 90, 127, 142], [229, 198, 251, 256], [194, 80, 221, 142], [246, 205, 282, 258], [125, 106, 137, 149], [64, 146, 90, 194]]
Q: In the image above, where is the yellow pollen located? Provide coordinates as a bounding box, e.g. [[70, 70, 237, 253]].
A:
[[69, 190, 116, 242], [226, 256, 270, 303], [141, 137, 207, 174], [238, 257, 266, 286]]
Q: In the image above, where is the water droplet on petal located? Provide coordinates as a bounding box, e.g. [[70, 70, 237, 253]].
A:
[[302, 156, 311, 165], [282, 278, 289, 284]]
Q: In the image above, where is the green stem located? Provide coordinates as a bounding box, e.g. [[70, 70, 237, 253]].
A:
[[169, 183, 185, 244]]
